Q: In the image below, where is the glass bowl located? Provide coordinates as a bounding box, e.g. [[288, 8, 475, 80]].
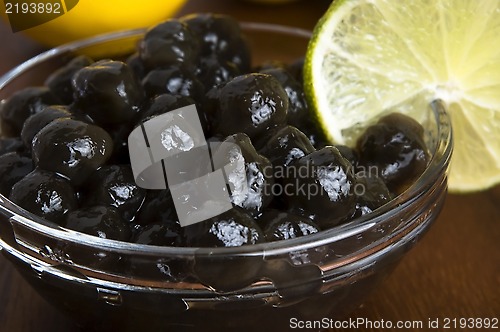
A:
[[0, 23, 453, 331]]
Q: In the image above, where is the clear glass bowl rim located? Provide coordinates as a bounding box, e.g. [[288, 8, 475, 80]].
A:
[[0, 22, 453, 258]]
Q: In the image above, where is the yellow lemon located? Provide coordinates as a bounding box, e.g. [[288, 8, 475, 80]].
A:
[[2, 0, 187, 47]]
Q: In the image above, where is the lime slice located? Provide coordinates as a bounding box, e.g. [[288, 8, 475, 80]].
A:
[[304, 0, 500, 193]]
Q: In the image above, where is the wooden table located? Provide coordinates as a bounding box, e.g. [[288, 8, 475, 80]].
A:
[[1, 0, 499, 331]]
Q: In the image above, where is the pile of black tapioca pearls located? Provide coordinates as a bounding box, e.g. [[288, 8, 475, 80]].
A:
[[0, 13, 430, 248]]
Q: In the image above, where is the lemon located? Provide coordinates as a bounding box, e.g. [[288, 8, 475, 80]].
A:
[[2, 0, 187, 47], [304, 0, 500, 193]]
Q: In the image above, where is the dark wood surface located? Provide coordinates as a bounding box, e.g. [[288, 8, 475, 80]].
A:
[[1, 1, 499, 331]]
